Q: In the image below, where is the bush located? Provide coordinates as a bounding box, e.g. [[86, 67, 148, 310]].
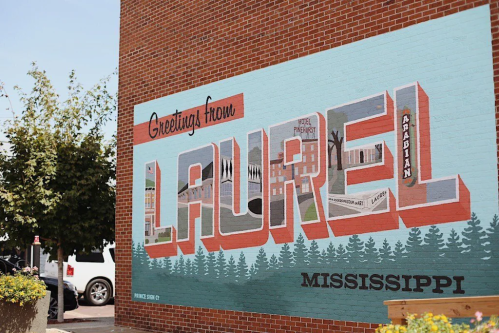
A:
[[376, 312, 499, 333], [0, 267, 46, 306]]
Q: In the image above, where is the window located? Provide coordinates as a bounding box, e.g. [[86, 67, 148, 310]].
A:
[[303, 145, 306, 152], [303, 166, 307, 174], [311, 154, 315, 162], [76, 251, 104, 263], [279, 170, 281, 176], [279, 187, 283, 194], [312, 165, 316, 173], [273, 188, 276, 195], [311, 145, 315, 151], [295, 167, 299, 175], [303, 155, 307, 162], [109, 248, 115, 263]]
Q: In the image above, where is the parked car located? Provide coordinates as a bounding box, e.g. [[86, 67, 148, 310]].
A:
[[43, 244, 115, 306], [0, 257, 78, 319]]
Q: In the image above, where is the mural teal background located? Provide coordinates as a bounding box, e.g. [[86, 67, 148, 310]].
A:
[[131, 6, 498, 323]]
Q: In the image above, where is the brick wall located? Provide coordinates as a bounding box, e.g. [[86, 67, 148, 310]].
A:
[[117, 1, 499, 332]]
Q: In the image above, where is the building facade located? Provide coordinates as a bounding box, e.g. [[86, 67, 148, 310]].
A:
[[117, 1, 499, 332]]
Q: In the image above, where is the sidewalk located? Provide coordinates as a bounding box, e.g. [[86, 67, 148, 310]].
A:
[[47, 317, 152, 333]]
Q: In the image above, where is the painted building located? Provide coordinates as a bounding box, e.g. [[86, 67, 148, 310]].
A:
[[117, 1, 499, 332]]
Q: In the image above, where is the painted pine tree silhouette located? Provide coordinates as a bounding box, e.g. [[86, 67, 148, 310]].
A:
[[226, 255, 237, 281], [486, 215, 499, 263], [308, 240, 321, 267], [206, 252, 217, 278], [185, 258, 193, 276], [194, 246, 206, 276], [248, 263, 257, 279], [320, 249, 327, 265], [379, 239, 394, 262], [278, 243, 293, 268], [346, 235, 364, 263], [173, 258, 180, 275], [326, 242, 336, 264], [163, 257, 172, 274], [293, 233, 308, 267], [269, 254, 278, 271], [462, 213, 487, 259], [216, 250, 227, 280], [336, 244, 347, 262], [237, 252, 249, 282], [178, 255, 185, 275], [364, 237, 380, 264], [405, 228, 423, 260], [151, 258, 161, 270], [393, 240, 406, 261], [255, 247, 269, 276], [424, 225, 445, 257], [445, 229, 463, 260]]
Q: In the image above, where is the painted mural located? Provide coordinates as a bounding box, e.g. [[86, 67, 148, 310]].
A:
[[131, 6, 498, 323]]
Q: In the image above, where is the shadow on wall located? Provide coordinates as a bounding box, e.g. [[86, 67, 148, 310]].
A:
[[0, 292, 49, 333]]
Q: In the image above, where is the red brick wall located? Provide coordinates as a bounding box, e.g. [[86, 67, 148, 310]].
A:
[[117, 1, 499, 332]]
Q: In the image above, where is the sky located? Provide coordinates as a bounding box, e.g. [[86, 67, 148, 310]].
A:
[[0, 0, 120, 139]]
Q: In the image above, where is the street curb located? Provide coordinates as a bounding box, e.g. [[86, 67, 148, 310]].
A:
[[46, 329, 71, 333]]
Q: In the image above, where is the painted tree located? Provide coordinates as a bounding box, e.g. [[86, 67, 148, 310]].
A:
[[336, 244, 347, 262], [237, 252, 249, 282], [178, 255, 185, 276], [379, 239, 394, 262], [151, 258, 161, 270], [0, 66, 116, 321], [308, 240, 321, 267], [346, 235, 365, 263], [248, 263, 257, 279], [364, 237, 380, 264], [206, 252, 217, 278], [226, 255, 237, 281], [320, 249, 327, 266], [327, 111, 348, 170], [462, 213, 487, 259], [424, 225, 445, 258], [255, 247, 269, 276], [326, 242, 337, 264], [278, 243, 293, 268], [269, 254, 278, 271], [445, 229, 463, 260], [486, 215, 499, 263], [216, 250, 227, 280], [163, 257, 172, 274], [135, 243, 147, 269], [185, 258, 193, 276], [293, 233, 308, 267], [405, 228, 423, 259], [393, 240, 406, 261], [173, 258, 180, 275], [194, 246, 206, 276]]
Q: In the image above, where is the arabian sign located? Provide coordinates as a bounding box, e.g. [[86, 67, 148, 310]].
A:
[[131, 7, 498, 323]]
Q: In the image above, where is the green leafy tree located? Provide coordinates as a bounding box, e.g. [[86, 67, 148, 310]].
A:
[[424, 225, 445, 258], [346, 235, 364, 263], [308, 240, 320, 267], [216, 250, 227, 280], [364, 237, 380, 264], [206, 252, 217, 278], [185, 258, 193, 276], [379, 239, 394, 262], [326, 242, 336, 264], [336, 244, 347, 262], [406, 228, 423, 260], [226, 255, 237, 281], [194, 246, 206, 276], [0, 65, 116, 321], [278, 243, 293, 268], [255, 247, 269, 276], [486, 215, 499, 263], [269, 254, 278, 271], [293, 233, 308, 267], [393, 240, 406, 261], [462, 213, 487, 259], [237, 252, 249, 282]]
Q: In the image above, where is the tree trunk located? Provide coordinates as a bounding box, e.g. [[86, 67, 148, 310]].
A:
[[328, 144, 334, 168], [331, 131, 343, 171], [57, 246, 64, 323]]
